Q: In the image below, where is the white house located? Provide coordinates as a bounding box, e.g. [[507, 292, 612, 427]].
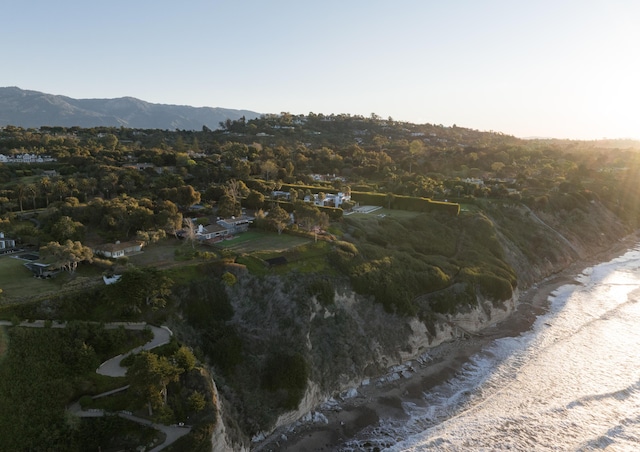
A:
[[304, 192, 351, 208], [93, 241, 143, 258], [191, 215, 254, 242], [216, 215, 254, 234], [195, 223, 231, 241], [0, 232, 16, 250], [464, 177, 485, 187]]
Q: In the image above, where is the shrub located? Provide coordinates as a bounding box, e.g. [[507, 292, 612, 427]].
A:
[[79, 395, 93, 410], [188, 391, 206, 413], [221, 272, 237, 286], [335, 240, 358, 255], [261, 352, 308, 410], [120, 352, 137, 367], [307, 279, 335, 306]]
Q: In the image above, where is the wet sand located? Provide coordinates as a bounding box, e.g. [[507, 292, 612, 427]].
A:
[[256, 235, 639, 452]]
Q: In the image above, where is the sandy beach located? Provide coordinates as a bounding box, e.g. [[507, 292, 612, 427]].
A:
[[256, 234, 640, 452]]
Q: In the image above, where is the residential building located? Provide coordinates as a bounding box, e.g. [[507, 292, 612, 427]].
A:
[[195, 223, 231, 241], [216, 215, 254, 234], [93, 241, 143, 258], [189, 215, 255, 242], [304, 192, 351, 207], [0, 232, 16, 252]]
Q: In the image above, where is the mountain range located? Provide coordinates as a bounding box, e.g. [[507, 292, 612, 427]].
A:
[[0, 87, 260, 130]]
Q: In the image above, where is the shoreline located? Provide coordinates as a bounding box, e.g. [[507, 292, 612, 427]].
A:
[[256, 234, 639, 452]]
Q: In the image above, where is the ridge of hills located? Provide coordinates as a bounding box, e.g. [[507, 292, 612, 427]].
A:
[[0, 86, 260, 130]]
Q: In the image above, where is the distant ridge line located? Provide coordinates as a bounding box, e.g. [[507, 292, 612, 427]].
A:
[[0, 86, 261, 130]]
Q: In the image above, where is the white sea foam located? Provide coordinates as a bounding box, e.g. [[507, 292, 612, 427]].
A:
[[341, 246, 640, 451]]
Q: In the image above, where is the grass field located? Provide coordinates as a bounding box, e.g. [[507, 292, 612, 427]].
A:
[[0, 255, 66, 301], [216, 230, 311, 253], [0, 231, 315, 301], [127, 240, 185, 267], [346, 207, 423, 223], [0, 253, 106, 303], [237, 240, 335, 276]]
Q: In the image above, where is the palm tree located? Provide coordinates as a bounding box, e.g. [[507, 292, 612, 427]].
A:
[[25, 183, 38, 211], [53, 179, 68, 202], [13, 183, 26, 211], [39, 176, 52, 207]]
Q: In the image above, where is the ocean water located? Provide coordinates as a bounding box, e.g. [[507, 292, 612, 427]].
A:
[[344, 246, 640, 451]]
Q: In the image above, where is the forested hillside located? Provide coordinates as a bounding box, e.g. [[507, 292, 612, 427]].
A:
[[0, 115, 639, 449], [0, 87, 260, 130]]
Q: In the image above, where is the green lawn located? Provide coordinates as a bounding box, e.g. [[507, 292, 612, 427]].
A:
[[0, 254, 105, 303], [0, 255, 66, 302], [216, 230, 311, 253], [127, 239, 185, 267], [237, 240, 335, 276], [347, 207, 423, 221]]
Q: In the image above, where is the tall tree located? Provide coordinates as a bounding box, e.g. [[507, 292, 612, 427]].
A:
[[217, 194, 241, 218], [226, 179, 249, 208], [13, 183, 26, 211], [409, 139, 425, 173], [127, 351, 181, 416], [175, 185, 201, 208], [111, 267, 173, 311], [39, 176, 52, 207], [53, 180, 68, 202], [181, 218, 198, 248], [25, 183, 38, 211], [39, 240, 93, 274], [50, 216, 85, 242], [266, 205, 290, 234], [294, 203, 328, 232], [261, 160, 278, 181]]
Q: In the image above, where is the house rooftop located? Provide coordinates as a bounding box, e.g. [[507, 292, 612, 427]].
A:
[[93, 240, 143, 253]]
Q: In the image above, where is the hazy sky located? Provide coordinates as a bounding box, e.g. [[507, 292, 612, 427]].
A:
[[3, 1, 639, 139]]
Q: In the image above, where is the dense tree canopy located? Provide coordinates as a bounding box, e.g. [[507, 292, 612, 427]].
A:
[[40, 240, 93, 273]]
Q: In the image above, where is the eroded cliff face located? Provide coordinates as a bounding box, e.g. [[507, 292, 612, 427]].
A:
[[265, 290, 518, 433], [209, 200, 630, 449], [210, 378, 243, 452]]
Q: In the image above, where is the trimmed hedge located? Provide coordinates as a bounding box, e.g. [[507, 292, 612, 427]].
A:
[[272, 201, 343, 220], [350, 191, 460, 215], [279, 182, 333, 193]]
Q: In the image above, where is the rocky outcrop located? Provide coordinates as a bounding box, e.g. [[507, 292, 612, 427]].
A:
[[210, 378, 245, 452]]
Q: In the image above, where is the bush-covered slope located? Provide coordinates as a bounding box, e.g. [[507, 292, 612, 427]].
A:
[[169, 195, 629, 447]]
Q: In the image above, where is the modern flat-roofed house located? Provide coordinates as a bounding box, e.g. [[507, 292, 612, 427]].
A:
[[93, 241, 143, 258], [0, 232, 16, 251], [24, 262, 58, 278], [304, 192, 351, 207]]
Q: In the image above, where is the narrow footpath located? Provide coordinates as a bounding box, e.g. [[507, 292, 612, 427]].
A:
[[0, 319, 191, 451]]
